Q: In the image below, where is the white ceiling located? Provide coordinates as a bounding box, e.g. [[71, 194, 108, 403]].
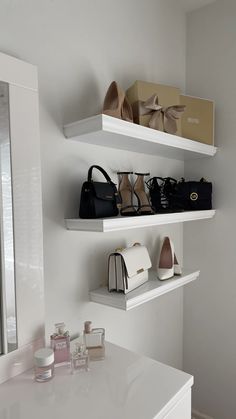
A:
[[179, 0, 216, 12]]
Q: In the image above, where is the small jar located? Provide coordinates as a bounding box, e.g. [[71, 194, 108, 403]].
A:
[[34, 348, 54, 382]]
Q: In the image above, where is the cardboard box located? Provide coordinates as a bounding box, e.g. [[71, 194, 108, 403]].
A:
[[180, 95, 214, 145], [126, 80, 182, 135]]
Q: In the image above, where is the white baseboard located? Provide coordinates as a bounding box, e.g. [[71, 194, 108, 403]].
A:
[[192, 408, 214, 419]]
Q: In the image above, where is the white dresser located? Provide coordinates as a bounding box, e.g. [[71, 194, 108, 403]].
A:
[[0, 342, 193, 419]]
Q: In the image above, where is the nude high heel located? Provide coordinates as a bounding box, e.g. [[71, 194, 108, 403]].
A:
[[133, 173, 155, 215], [157, 237, 174, 280], [121, 95, 133, 122], [117, 172, 137, 216], [103, 81, 133, 122]]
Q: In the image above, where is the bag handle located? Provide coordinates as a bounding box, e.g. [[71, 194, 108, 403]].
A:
[[88, 165, 113, 184]]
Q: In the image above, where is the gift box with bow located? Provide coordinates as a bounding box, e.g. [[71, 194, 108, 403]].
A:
[[126, 80, 185, 135]]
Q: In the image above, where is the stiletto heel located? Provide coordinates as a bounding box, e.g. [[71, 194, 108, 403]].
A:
[[118, 172, 138, 216], [133, 173, 155, 215], [157, 237, 174, 280], [103, 81, 133, 122], [174, 253, 182, 275], [121, 95, 133, 122]]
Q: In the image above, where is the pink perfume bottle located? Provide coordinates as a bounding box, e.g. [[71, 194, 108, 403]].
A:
[[83, 321, 105, 361], [50, 322, 70, 367]]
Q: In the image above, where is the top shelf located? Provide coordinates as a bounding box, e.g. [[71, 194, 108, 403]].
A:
[[64, 114, 217, 161]]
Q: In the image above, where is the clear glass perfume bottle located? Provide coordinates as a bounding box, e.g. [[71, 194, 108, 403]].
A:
[[71, 343, 89, 373], [83, 321, 105, 361], [50, 322, 70, 367]]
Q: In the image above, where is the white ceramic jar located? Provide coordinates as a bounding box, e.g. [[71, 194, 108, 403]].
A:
[[34, 348, 54, 382]]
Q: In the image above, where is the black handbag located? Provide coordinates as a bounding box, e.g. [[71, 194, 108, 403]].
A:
[[171, 178, 212, 211], [79, 165, 120, 219]]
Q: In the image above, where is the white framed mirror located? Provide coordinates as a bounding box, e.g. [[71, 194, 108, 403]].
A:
[[0, 81, 17, 354], [0, 52, 44, 383]]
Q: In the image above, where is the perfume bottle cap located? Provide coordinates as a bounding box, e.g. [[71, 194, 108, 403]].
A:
[[84, 321, 92, 334], [74, 342, 86, 355], [55, 322, 67, 335], [34, 348, 54, 367]]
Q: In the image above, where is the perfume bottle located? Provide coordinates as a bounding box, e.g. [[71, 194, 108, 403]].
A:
[[71, 343, 89, 373], [83, 321, 105, 361], [50, 322, 70, 366]]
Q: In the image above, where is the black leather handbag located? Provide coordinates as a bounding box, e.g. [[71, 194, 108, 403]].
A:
[[79, 165, 120, 219], [172, 178, 212, 211]]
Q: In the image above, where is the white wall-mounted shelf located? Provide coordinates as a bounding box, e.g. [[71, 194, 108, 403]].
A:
[[90, 270, 200, 310], [65, 209, 216, 232], [64, 114, 217, 160]]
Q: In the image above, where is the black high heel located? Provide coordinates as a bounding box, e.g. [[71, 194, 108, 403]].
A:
[[133, 173, 155, 215], [117, 172, 138, 216]]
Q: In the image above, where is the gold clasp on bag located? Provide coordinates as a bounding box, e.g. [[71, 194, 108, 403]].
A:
[[137, 268, 144, 274], [115, 247, 124, 252], [190, 192, 198, 201]]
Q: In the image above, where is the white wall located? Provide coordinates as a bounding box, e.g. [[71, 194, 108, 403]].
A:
[[0, 0, 186, 369], [184, 1, 236, 417]]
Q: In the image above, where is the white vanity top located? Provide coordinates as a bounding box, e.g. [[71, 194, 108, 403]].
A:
[[0, 342, 193, 419]]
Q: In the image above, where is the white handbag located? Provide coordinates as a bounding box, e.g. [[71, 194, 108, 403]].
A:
[[108, 243, 152, 294]]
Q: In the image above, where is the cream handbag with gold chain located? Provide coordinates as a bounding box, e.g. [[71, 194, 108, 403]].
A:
[[108, 243, 152, 294]]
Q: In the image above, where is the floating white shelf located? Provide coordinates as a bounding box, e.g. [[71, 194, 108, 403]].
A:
[[65, 209, 216, 232], [90, 270, 200, 310], [64, 114, 217, 160]]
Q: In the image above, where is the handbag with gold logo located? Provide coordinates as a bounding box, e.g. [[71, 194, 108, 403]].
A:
[[172, 178, 212, 211]]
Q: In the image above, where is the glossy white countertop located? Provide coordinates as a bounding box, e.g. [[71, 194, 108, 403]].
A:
[[0, 342, 193, 419]]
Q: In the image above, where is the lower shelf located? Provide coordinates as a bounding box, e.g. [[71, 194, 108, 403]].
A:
[[89, 270, 200, 310]]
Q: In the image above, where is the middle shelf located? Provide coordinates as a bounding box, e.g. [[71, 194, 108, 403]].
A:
[[65, 209, 216, 232], [90, 270, 200, 310]]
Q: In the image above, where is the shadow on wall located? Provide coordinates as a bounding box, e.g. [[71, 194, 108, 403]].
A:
[[62, 154, 88, 219], [39, 60, 102, 128], [62, 64, 101, 124]]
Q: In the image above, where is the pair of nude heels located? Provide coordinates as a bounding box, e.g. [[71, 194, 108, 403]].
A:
[[118, 172, 155, 217], [157, 237, 182, 280], [103, 81, 133, 122]]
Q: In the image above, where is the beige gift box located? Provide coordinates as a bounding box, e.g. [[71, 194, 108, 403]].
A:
[[180, 95, 215, 146], [126, 80, 182, 135]]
